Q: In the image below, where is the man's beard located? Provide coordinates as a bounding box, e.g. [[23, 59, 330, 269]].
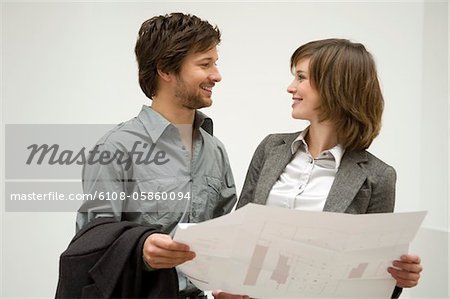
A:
[[174, 77, 212, 109]]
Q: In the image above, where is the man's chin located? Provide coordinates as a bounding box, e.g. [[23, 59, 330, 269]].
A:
[[182, 96, 213, 110], [202, 98, 213, 108], [193, 98, 213, 110]]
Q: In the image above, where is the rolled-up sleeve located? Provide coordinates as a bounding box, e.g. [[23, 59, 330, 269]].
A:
[[76, 142, 128, 231]]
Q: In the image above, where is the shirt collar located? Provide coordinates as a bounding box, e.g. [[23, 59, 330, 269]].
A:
[[327, 144, 345, 169], [194, 110, 213, 135], [137, 105, 213, 142], [291, 127, 309, 154], [291, 126, 345, 169]]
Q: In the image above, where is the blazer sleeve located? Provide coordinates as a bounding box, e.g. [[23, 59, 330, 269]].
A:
[[366, 164, 397, 213], [236, 135, 271, 209], [365, 163, 401, 298]]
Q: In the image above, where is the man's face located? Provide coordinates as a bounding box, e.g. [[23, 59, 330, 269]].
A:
[[174, 46, 222, 109]]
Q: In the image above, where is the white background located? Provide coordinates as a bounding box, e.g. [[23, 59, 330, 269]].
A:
[[1, 1, 448, 298]]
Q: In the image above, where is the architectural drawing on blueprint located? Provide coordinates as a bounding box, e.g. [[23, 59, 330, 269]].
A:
[[174, 204, 426, 298]]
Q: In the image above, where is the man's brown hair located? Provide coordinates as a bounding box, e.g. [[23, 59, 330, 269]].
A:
[[135, 13, 221, 99], [291, 38, 384, 150]]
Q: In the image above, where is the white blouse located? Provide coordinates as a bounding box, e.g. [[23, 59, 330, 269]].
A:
[[266, 129, 344, 211]]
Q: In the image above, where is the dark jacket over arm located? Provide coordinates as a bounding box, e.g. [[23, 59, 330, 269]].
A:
[[56, 218, 178, 298]]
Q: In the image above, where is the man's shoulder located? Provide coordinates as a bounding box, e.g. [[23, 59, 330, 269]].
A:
[[95, 117, 145, 148], [200, 128, 229, 155]]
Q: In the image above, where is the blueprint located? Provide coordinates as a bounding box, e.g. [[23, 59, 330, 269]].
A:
[[174, 204, 426, 298]]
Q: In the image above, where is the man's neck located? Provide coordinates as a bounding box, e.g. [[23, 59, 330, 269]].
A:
[[151, 97, 195, 125]]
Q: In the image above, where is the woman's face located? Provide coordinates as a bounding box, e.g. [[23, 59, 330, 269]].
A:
[[287, 58, 321, 122]]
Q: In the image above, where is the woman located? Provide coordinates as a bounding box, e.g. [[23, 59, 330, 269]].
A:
[[213, 39, 422, 299]]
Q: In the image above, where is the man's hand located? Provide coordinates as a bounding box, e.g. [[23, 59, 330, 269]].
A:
[[212, 290, 249, 299], [388, 254, 423, 288], [143, 233, 195, 269]]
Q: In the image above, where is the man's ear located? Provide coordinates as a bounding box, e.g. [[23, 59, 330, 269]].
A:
[[157, 67, 172, 82]]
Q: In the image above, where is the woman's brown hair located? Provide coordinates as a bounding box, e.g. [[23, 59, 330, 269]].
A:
[[291, 38, 384, 150]]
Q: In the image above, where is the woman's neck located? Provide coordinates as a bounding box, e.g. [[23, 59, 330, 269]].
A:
[[305, 122, 338, 158]]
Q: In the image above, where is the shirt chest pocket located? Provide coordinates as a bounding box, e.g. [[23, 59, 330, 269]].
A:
[[192, 176, 222, 221], [134, 178, 190, 215]]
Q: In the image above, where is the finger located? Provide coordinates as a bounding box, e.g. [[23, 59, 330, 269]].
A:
[[392, 260, 423, 273], [145, 245, 196, 259], [149, 234, 191, 251], [211, 290, 223, 298], [400, 254, 421, 264], [144, 254, 195, 269], [212, 290, 249, 299], [144, 249, 195, 268], [212, 290, 223, 297], [388, 267, 420, 282], [145, 255, 194, 266], [394, 277, 419, 288], [148, 259, 189, 268]]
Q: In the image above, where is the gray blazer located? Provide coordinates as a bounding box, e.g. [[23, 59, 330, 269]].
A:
[[236, 132, 402, 298], [237, 132, 397, 214]]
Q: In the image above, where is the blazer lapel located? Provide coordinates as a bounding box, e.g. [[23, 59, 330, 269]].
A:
[[253, 134, 297, 205], [323, 151, 368, 213]]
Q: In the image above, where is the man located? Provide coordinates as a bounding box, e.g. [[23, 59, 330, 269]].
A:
[[76, 13, 237, 298]]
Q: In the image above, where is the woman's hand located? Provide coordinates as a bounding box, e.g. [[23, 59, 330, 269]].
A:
[[388, 254, 423, 288], [212, 290, 249, 299]]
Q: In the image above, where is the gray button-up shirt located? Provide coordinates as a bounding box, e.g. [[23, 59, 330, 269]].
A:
[[77, 104, 236, 234]]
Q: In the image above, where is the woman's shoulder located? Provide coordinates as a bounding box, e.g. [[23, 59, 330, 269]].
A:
[[365, 150, 394, 168], [259, 131, 301, 147], [344, 149, 396, 175]]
